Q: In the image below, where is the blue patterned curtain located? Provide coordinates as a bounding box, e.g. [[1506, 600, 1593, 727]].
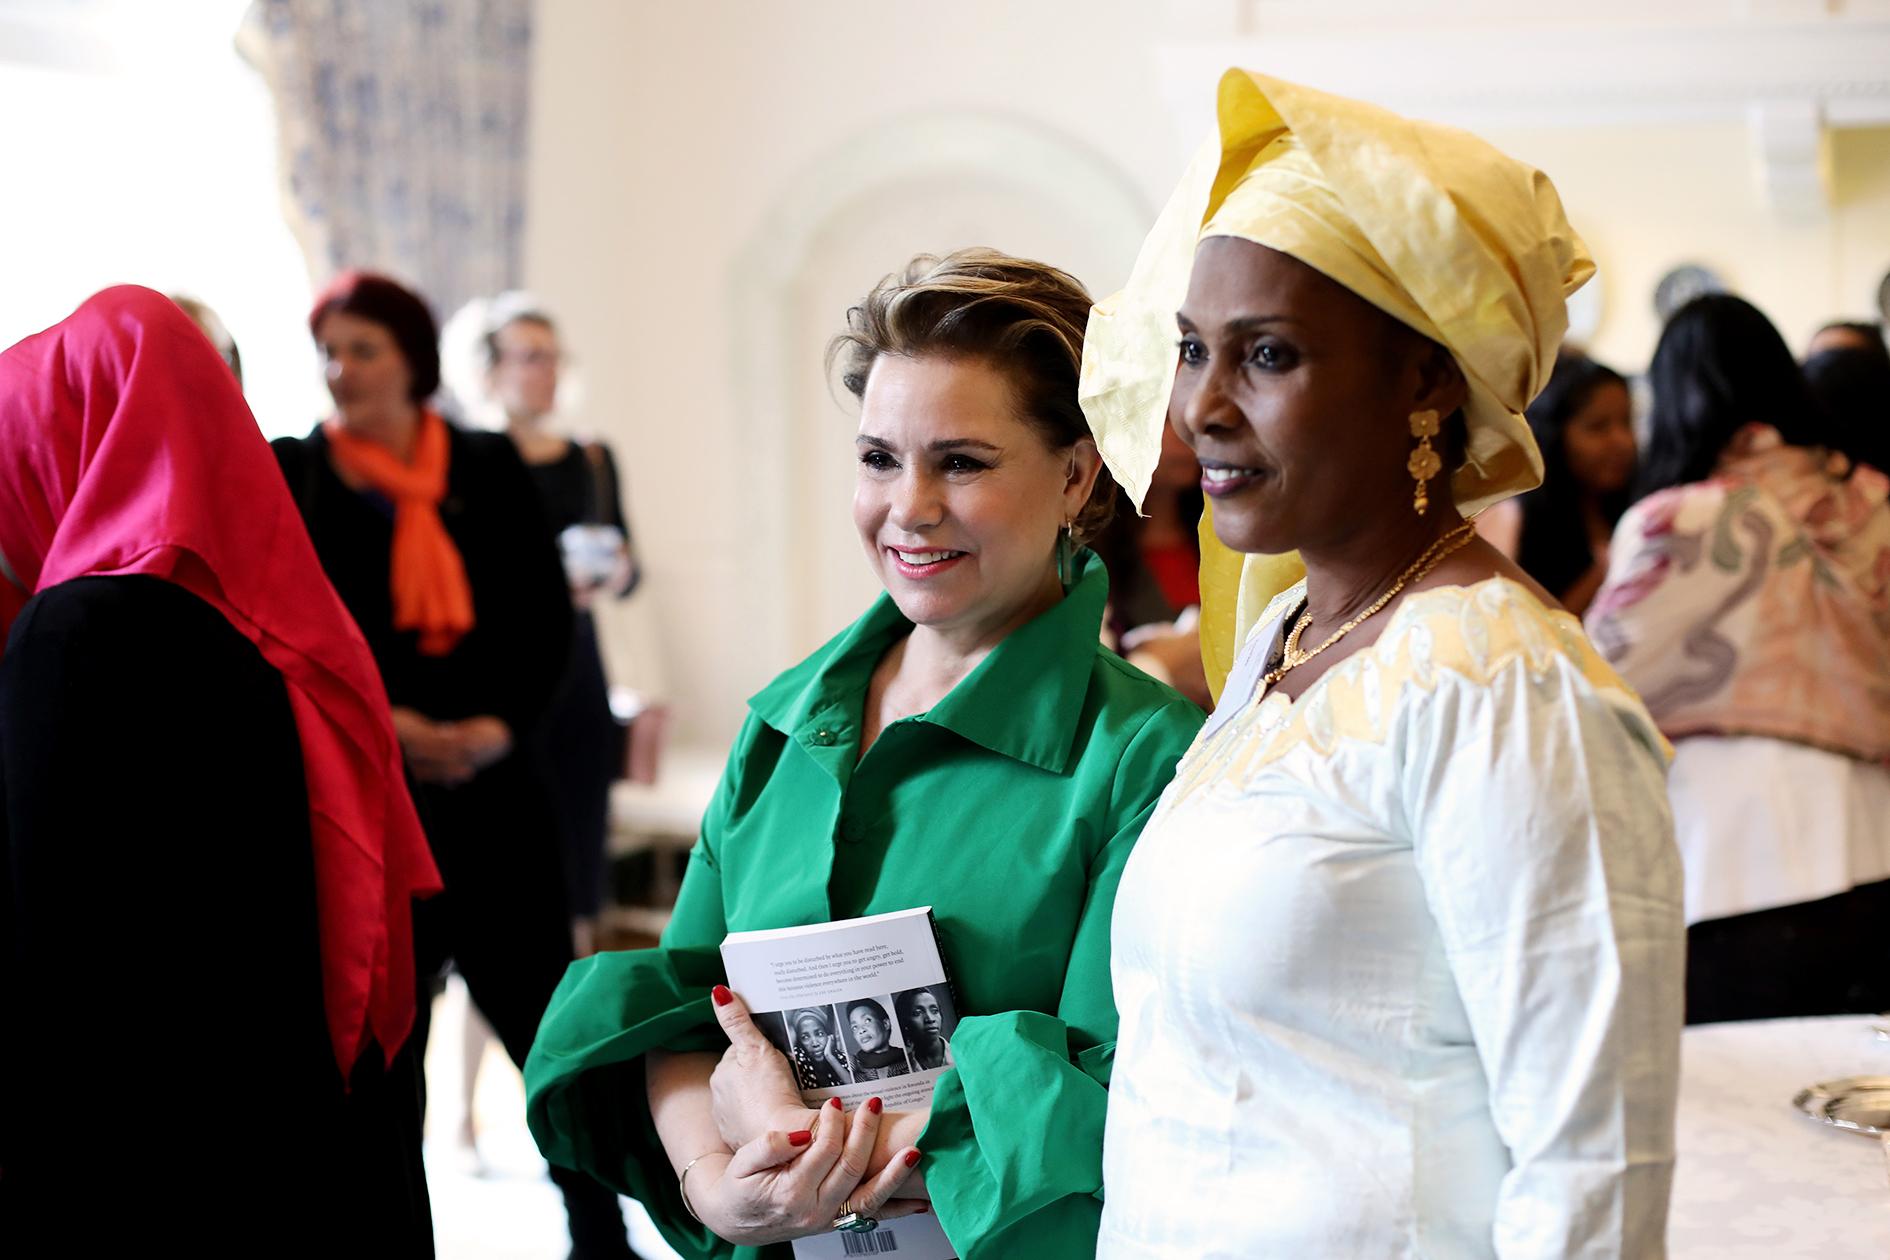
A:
[[239, 0, 532, 318]]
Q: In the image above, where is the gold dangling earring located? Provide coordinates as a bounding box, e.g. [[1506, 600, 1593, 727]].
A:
[[1407, 409, 1442, 516]]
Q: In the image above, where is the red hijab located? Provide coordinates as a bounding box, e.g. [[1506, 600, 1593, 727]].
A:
[[0, 286, 442, 1077]]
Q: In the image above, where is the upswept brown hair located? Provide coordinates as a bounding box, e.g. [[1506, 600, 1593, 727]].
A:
[[828, 248, 1116, 545]]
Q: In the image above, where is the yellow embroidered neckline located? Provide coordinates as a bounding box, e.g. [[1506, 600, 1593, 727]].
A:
[[1168, 576, 1662, 803]]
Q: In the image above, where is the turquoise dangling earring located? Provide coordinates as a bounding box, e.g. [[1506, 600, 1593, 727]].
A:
[[1056, 521, 1075, 588]]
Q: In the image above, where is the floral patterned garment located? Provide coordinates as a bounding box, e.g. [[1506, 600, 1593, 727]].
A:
[[1587, 424, 1890, 763]]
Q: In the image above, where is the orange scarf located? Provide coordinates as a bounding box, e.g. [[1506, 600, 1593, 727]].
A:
[[324, 409, 474, 655]]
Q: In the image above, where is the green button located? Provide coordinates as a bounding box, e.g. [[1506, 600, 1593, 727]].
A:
[[811, 729, 835, 747]]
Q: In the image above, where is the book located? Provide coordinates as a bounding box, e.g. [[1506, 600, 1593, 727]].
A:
[[722, 906, 962, 1259]]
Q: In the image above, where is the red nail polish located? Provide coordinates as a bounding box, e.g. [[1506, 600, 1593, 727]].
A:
[[867, 1097, 883, 1114], [711, 985, 733, 1006], [904, 1149, 922, 1167], [788, 1130, 812, 1147], [829, 1097, 843, 1110]]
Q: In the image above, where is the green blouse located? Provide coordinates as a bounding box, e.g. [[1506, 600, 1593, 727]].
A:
[[523, 553, 1203, 1259]]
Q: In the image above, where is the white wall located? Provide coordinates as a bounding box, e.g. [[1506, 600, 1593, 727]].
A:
[[524, 0, 1181, 746], [523, 0, 1890, 751], [1479, 122, 1890, 373]]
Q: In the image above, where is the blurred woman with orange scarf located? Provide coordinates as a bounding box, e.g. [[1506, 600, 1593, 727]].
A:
[[274, 271, 641, 1259]]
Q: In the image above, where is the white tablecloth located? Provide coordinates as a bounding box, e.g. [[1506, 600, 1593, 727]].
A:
[[1671, 1015, 1890, 1256]]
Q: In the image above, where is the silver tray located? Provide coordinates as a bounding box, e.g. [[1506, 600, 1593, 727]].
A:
[[1792, 1076, 1890, 1138]]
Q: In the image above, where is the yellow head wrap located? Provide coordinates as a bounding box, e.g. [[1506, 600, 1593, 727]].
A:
[[1080, 70, 1594, 698]]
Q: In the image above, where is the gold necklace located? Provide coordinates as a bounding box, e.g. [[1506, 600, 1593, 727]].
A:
[[1264, 520, 1478, 687]]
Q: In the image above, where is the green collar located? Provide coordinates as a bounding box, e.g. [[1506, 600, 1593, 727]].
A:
[[748, 551, 1108, 775]]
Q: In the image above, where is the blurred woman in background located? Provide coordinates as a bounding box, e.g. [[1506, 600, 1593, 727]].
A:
[[1092, 425, 1211, 708], [170, 292, 244, 386], [481, 293, 638, 954], [1804, 343, 1890, 480], [1093, 424, 1203, 632], [1589, 293, 1890, 1023], [1805, 319, 1888, 363], [1480, 352, 1636, 616], [273, 271, 640, 1259]]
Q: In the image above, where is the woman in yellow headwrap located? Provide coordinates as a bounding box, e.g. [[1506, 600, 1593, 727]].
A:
[[1086, 72, 1685, 1257]]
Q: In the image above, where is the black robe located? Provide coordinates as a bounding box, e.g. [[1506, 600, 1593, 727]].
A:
[[1, 575, 432, 1254]]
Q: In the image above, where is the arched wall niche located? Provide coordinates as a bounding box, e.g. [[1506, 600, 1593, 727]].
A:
[[728, 111, 1152, 664]]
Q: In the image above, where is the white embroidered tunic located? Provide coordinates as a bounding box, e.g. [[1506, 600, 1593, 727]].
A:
[[1100, 578, 1685, 1259]]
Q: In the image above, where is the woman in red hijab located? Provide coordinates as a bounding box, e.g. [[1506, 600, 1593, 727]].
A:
[[0, 286, 441, 1251]]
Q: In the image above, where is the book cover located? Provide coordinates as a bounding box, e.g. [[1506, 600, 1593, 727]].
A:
[[722, 907, 961, 1258]]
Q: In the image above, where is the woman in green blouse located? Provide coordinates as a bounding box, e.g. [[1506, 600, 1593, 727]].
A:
[[524, 250, 1203, 1259]]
